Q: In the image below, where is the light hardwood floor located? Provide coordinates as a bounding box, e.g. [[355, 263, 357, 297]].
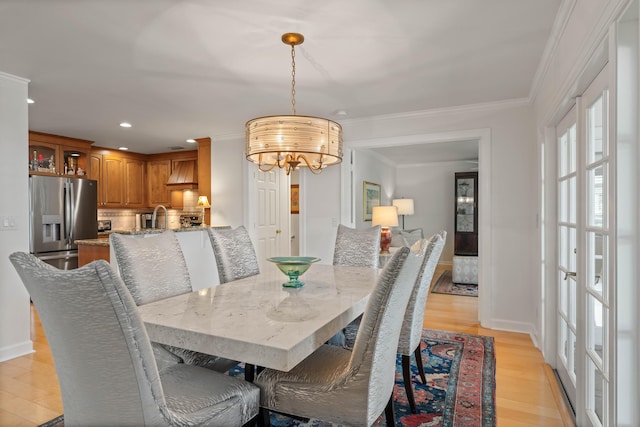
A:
[[0, 264, 574, 426]]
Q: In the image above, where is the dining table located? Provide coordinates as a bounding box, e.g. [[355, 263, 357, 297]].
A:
[[137, 262, 380, 377]]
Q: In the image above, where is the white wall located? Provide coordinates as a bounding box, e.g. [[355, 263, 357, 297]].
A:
[[210, 136, 246, 227], [395, 160, 477, 264], [352, 150, 396, 229], [300, 165, 342, 265], [344, 103, 537, 333], [0, 72, 32, 361]]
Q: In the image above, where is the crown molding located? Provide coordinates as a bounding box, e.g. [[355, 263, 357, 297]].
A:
[[528, 0, 577, 104], [0, 71, 30, 84], [341, 98, 530, 128]]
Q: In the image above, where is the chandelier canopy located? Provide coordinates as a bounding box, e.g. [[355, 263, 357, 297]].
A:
[[245, 33, 343, 175]]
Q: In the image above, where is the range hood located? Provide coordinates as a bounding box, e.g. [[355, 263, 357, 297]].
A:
[[166, 160, 198, 189]]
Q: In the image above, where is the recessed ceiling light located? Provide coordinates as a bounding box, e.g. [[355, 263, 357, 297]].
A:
[[334, 110, 348, 116], [118, 147, 129, 151], [186, 139, 196, 143], [27, 98, 34, 104], [119, 122, 132, 128]]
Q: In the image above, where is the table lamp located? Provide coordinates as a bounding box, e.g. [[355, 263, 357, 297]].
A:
[[392, 198, 414, 229], [372, 205, 399, 254], [196, 196, 211, 227]]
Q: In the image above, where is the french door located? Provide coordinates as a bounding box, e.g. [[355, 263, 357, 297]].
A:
[[555, 65, 612, 426]]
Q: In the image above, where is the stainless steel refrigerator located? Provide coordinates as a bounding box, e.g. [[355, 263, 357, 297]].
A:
[[29, 175, 98, 269]]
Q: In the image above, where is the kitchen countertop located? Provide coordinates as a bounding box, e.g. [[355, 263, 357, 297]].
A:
[[77, 225, 229, 246]]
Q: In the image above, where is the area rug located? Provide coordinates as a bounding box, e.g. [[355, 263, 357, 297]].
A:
[[39, 329, 495, 427], [431, 270, 478, 297]]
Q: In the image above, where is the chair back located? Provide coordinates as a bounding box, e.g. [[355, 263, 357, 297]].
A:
[[349, 240, 428, 425], [397, 231, 447, 356], [333, 224, 381, 268], [110, 231, 192, 305], [207, 226, 260, 283], [10, 252, 167, 426]]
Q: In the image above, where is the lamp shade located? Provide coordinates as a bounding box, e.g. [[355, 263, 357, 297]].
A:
[[393, 198, 414, 215], [371, 206, 399, 228], [197, 196, 211, 208]]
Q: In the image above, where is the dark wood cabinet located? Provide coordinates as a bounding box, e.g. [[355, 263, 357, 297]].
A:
[[454, 171, 478, 255], [28, 131, 92, 177]]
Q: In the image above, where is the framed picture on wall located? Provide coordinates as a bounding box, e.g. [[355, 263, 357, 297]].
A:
[[291, 184, 300, 214], [363, 181, 381, 221]]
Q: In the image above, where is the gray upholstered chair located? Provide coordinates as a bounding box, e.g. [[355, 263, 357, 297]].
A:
[[111, 231, 238, 373], [9, 252, 259, 427], [333, 224, 382, 268], [397, 230, 447, 413], [255, 242, 428, 427], [206, 226, 261, 380], [329, 224, 382, 346], [207, 226, 260, 284]]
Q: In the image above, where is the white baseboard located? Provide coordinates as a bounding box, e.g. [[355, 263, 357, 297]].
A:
[[0, 340, 34, 362], [482, 318, 538, 342]]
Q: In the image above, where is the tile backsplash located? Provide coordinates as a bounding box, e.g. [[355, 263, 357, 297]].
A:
[[98, 208, 201, 230]]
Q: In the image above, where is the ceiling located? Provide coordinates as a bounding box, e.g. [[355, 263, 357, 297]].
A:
[[0, 0, 562, 164]]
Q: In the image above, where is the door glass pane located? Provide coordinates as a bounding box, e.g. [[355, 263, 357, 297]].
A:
[[560, 180, 568, 222], [560, 225, 568, 269], [588, 94, 605, 163], [588, 293, 605, 363], [569, 274, 576, 327], [569, 329, 577, 382], [560, 132, 568, 177], [569, 124, 577, 173], [560, 318, 569, 361], [588, 357, 606, 426], [589, 165, 605, 227], [588, 232, 606, 297], [569, 227, 577, 272], [569, 176, 577, 223], [560, 269, 568, 317]]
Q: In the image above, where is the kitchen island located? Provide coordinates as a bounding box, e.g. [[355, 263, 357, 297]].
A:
[[76, 225, 229, 290]]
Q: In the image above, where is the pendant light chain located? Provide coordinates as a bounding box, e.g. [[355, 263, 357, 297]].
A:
[[290, 43, 296, 116]]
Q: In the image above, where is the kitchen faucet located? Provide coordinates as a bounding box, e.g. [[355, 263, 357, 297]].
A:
[[152, 205, 168, 230]]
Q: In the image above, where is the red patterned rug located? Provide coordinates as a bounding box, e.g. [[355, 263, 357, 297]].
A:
[[431, 270, 478, 297], [40, 329, 495, 427]]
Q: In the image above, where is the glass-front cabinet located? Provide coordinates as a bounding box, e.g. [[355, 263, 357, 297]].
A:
[[29, 131, 92, 177], [454, 171, 478, 255]]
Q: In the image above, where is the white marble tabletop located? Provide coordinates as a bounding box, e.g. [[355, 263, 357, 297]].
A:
[[137, 263, 380, 371]]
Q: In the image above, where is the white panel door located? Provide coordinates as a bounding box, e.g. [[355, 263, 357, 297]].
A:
[[255, 168, 289, 272]]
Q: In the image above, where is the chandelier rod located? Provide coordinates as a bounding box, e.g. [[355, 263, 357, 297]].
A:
[[290, 43, 296, 116]]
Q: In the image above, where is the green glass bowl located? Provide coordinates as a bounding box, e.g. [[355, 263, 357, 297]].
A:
[[267, 256, 321, 288]]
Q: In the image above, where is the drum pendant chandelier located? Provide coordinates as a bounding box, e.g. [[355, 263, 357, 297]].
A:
[[245, 33, 343, 175]]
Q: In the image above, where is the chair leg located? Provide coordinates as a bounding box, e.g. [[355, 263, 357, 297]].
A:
[[245, 363, 255, 382], [384, 394, 396, 426], [414, 346, 427, 384], [260, 408, 271, 427], [401, 355, 417, 414]]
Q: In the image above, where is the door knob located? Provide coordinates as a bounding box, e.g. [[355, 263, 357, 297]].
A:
[[276, 229, 281, 234], [564, 271, 577, 280]]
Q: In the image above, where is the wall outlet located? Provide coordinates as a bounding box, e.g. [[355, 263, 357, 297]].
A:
[[0, 216, 17, 231]]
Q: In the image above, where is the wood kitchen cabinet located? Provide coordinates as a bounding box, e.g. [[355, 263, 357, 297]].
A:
[[146, 159, 172, 207], [146, 150, 198, 208], [29, 131, 93, 177], [124, 158, 145, 208], [90, 148, 146, 208]]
